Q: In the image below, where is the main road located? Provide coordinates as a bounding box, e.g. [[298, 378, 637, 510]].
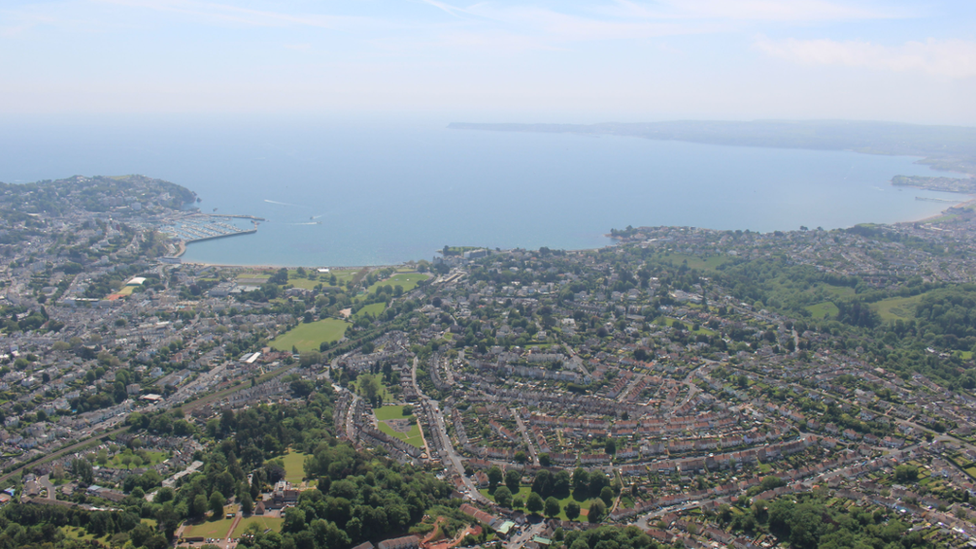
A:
[[411, 356, 490, 504]]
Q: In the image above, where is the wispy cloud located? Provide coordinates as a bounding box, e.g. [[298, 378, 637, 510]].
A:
[[602, 0, 906, 22], [414, 1, 725, 43], [755, 36, 976, 78], [418, 0, 468, 18], [95, 0, 392, 30], [0, 4, 104, 37], [462, 4, 720, 41], [671, 0, 907, 21]]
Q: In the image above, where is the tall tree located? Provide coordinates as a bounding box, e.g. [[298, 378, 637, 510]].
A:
[[588, 500, 606, 523], [494, 486, 513, 508], [565, 501, 581, 521], [505, 469, 522, 493], [544, 497, 561, 519], [209, 491, 226, 519], [487, 465, 503, 490]]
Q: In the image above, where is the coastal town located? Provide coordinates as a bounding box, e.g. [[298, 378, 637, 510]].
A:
[[5, 174, 976, 549]]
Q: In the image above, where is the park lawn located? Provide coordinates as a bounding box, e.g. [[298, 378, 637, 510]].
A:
[[804, 301, 839, 320], [377, 420, 425, 449], [233, 517, 284, 537], [271, 319, 348, 353], [479, 487, 600, 522], [871, 294, 923, 321], [284, 268, 361, 290], [183, 516, 236, 539], [653, 253, 730, 271], [375, 405, 424, 448], [282, 450, 309, 484], [367, 273, 429, 294], [353, 302, 386, 319], [285, 276, 321, 291], [236, 272, 270, 281], [110, 450, 167, 468], [328, 269, 361, 284], [375, 405, 412, 420]]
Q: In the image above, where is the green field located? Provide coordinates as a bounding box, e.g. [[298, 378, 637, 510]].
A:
[[353, 302, 386, 319], [285, 269, 359, 290], [233, 516, 283, 537], [479, 487, 599, 521], [653, 253, 730, 271], [375, 405, 412, 420], [328, 269, 361, 284], [271, 319, 349, 353], [352, 374, 395, 404], [374, 405, 424, 449], [237, 268, 360, 290], [805, 301, 839, 320], [281, 451, 308, 484], [183, 514, 236, 539], [871, 294, 922, 321], [823, 285, 856, 298], [366, 273, 428, 294]]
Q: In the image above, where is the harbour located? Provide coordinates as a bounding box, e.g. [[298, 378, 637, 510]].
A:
[[159, 214, 260, 245]]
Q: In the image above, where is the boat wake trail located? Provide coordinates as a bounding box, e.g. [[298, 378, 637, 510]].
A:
[[264, 199, 301, 207]]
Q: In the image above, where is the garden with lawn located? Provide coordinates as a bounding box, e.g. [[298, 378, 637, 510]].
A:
[[280, 450, 309, 484]]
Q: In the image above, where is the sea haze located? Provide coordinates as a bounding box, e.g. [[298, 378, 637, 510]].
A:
[[0, 116, 963, 267]]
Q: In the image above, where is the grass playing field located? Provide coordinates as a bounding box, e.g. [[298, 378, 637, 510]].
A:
[[353, 302, 386, 319], [281, 450, 308, 484], [183, 513, 236, 539], [366, 273, 428, 294], [374, 405, 425, 448], [271, 318, 349, 353], [871, 294, 923, 321], [804, 301, 840, 320], [232, 517, 284, 537]]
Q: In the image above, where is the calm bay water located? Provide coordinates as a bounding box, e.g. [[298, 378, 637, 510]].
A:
[[0, 116, 962, 266]]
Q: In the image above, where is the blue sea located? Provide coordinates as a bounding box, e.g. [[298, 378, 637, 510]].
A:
[[0, 115, 963, 267]]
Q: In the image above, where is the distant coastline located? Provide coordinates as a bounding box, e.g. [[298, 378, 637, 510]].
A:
[[449, 119, 976, 177]]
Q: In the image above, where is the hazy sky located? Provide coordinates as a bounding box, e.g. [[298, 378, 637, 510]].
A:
[[2, 0, 975, 123]]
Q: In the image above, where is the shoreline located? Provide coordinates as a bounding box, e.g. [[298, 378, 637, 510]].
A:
[[904, 195, 976, 224], [175, 259, 381, 271], [173, 188, 973, 271]]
